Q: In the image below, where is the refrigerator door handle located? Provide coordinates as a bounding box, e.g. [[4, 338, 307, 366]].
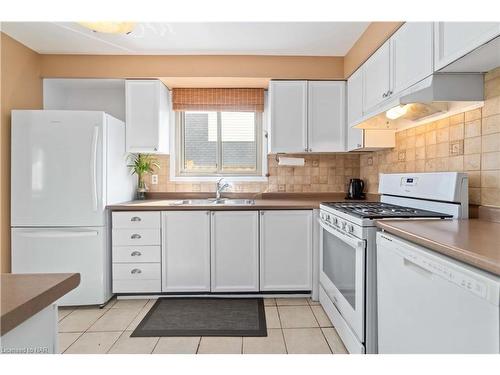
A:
[[90, 126, 99, 211], [15, 230, 100, 238]]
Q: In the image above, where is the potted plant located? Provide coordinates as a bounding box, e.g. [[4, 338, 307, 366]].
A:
[[127, 153, 160, 200]]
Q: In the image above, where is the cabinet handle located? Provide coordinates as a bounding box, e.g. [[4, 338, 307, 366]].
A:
[[357, 144, 362, 148], [260, 212, 264, 216], [206, 211, 210, 215], [388, 90, 393, 96], [382, 92, 387, 98], [130, 216, 141, 222], [308, 148, 312, 152], [131, 268, 142, 274], [304, 147, 308, 151], [130, 233, 142, 239], [130, 251, 142, 256]]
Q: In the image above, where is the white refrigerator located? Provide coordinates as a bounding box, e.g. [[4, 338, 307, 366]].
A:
[[11, 110, 135, 306]]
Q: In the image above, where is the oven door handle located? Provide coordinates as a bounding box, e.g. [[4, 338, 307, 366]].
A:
[[318, 219, 365, 249]]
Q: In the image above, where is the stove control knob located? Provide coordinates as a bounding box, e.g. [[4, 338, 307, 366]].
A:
[[332, 217, 338, 226], [347, 224, 354, 233], [341, 221, 347, 230]]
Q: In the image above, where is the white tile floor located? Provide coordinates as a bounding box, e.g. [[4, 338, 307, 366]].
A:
[[58, 297, 348, 354]]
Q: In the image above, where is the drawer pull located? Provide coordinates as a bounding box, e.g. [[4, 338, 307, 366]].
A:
[[130, 251, 142, 257], [130, 233, 142, 239], [130, 216, 142, 222], [131, 268, 142, 274]]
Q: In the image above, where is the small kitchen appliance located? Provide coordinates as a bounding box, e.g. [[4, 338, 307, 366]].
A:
[[345, 178, 365, 200]]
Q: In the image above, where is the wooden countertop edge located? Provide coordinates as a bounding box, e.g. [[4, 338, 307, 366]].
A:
[[376, 222, 500, 276], [1, 273, 81, 336]]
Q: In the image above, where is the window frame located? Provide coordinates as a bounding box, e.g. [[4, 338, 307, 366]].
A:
[[175, 111, 263, 178]]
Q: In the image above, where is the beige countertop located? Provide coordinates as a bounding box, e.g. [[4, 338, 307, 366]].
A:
[[1, 273, 80, 335], [377, 219, 500, 276], [108, 192, 379, 211]]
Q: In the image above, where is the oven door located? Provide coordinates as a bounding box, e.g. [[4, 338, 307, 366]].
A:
[[319, 218, 366, 341]]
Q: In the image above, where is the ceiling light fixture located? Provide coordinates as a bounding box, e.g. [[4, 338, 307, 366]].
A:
[[386, 104, 409, 120], [78, 22, 135, 34]]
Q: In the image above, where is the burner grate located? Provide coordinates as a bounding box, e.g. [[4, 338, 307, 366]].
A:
[[321, 202, 452, 219]]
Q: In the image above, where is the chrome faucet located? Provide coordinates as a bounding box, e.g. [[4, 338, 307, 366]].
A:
[[215, 178, 230, 200]]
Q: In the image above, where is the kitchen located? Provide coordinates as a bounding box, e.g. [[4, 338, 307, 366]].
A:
[[1, 3, 499, 372]]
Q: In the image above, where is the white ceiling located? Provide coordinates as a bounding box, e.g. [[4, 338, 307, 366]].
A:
[[2, 22, 369, 56]]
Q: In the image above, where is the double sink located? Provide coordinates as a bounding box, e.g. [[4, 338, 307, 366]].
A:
[[169, 198, 256, 206]]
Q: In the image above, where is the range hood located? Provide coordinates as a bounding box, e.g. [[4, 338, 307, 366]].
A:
[[355, 73, 484, 130]]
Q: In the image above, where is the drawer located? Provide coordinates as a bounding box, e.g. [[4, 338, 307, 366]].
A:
[[113, 279, 161, 293], [112, 211, 161, 229], [113, 263, 161, 281], [113, 245, 161, 263], [112, 229, 161, 246]]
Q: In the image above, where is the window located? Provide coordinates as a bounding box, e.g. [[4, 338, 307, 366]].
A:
[[177, 111, 262, 176]]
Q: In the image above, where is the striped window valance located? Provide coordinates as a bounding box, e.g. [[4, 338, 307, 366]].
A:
[[172, 88, 264, 112]]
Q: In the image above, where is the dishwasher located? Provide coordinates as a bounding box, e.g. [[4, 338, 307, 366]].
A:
[[376, 232, 500, 354]]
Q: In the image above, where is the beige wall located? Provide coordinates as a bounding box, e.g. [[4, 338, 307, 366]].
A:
[[144, 154, 360, 194], [344, 22, 404, 78], [40, 54, 345, 82], [0, 33, 43, 272], [360, 68, 500, 207]]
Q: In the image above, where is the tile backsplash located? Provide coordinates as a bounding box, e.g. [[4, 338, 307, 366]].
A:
[[360, 67, 500, 207], [144, 154, 361, 194]]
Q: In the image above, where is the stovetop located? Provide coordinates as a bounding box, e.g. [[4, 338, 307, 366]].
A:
[[321, 202, 453, 219]]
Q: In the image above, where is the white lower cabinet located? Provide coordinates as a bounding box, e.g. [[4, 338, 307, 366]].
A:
[[161, 211, 211, 292], [211, 211, 259, 292], [112, 211, 162, 294], [113, 209, 314, 294], [260, 210, 313, 291], [113, 263, 161, 293]]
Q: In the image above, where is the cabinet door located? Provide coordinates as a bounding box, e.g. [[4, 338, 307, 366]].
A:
[[126, 80, 170, 153], [347, 126, 364, 151], [347, 68, 364, 151], [162, 211, 211, 292], [211, 211, 259, 292], [391, 22, 433, 95], [434, 22, 500, 71], [347, 68, 364, 127], [363, 41, 391, 113], [308, 81, 346, 152], [269, 81, 308, 153], [260, 210, 312, 291]]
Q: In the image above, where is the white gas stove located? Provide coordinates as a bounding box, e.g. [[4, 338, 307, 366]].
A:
[[318, 172, 469, 354]]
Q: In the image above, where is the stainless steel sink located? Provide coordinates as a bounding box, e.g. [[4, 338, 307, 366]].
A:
[[170, 198, 255, 206]]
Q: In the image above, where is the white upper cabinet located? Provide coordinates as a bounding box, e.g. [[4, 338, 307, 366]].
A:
[[269, 81, 308, 153], [260, 210, 312, 291], [125, 80, 170, 154], [362, 41, 392, 113], [347, 68, 364, 128], [347, 126, 364, 151], [162, 211, 211, 292], [269, 80, 345, 153], [434, 22, 500, 71], [308, 81, 346, 152], [362, 23, 434, 113], [391, 22, 434, 94], [210, 211, 259, 292]]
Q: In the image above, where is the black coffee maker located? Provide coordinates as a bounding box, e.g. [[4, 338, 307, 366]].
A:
[[346, 178, 365, 200]]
